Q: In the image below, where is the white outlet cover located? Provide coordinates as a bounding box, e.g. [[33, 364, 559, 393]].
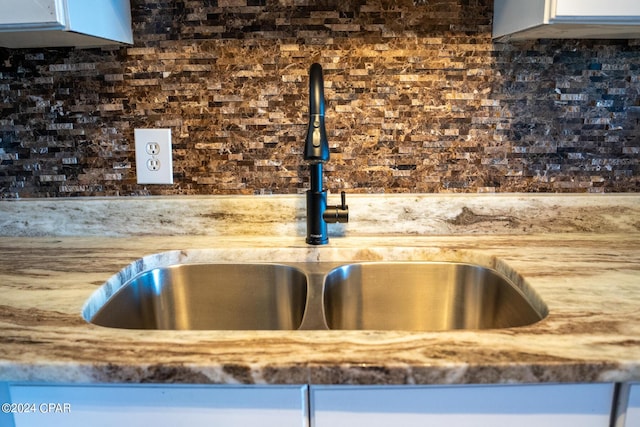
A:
[[134, 128, 173, 184]]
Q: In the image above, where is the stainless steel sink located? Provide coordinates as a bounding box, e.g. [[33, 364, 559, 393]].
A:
[[85, 259, 547, 331], [88, 263, 308, 330], [323, 262, 546, 331]]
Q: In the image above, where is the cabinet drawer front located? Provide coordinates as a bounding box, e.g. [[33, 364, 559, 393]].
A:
[[9, 384, 308, 427], [311, 383, 614, 427]]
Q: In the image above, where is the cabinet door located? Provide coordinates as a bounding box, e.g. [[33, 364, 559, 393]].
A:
[[0, 382, 14, 427], [622, 383, 640, 427], [311, 383, 614, 427], [0, 0, 65, 29], [9, 384, 308, 427], [554, 0, 640, 19], [493, 0, 640, 39]]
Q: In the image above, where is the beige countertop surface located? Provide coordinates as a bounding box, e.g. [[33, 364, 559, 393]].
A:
[[0, 194, 639, 385]]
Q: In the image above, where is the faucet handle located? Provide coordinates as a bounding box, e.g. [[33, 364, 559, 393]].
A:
[[324, 191, 349, 224]]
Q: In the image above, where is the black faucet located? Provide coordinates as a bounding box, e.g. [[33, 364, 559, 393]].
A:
[[303, 63, 348, 245]]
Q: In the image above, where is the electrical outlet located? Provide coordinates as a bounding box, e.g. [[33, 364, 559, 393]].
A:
[[134, 129, 173, 184], [146, 142, 160, 156], [146, 158, 161, 171]]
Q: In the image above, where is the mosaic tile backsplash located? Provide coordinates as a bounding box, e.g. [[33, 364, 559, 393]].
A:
[[0, 0, 639, 198]]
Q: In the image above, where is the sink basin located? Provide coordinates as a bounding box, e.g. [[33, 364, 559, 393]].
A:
[[88, 263, 308, 330], [323, 262, 546, 331], [85, 257, 547, 332]]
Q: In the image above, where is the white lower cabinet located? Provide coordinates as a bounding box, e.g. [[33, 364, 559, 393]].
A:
[[3, 382, 618, 427], [7, 383, 308, 427], [618, 383, 640, 427], [310, 383, 615, 427]]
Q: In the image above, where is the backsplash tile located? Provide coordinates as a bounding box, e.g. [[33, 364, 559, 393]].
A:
[[0, 0, 638, 198]]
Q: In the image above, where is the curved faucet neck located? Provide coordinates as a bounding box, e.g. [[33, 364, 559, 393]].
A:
[[309, 63, 325, 117], [303, 63, 329, 163]]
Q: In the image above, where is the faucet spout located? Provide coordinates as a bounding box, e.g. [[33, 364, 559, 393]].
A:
[[303, 63, 329, 164], [303, 63, 348, 245]]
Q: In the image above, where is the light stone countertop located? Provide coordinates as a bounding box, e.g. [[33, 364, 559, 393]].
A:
[[0, 194, 639, 385]]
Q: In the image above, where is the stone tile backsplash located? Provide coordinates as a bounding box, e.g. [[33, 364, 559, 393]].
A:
[[0, 0, 638, 198]]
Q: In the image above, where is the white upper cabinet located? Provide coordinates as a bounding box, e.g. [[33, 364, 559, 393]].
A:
[[493, 0, 640, 40], [0, 0, 133, 48], [0, 0, 66, 28]]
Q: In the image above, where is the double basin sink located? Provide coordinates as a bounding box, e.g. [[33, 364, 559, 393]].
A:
[[84, 259, 548, 332]]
